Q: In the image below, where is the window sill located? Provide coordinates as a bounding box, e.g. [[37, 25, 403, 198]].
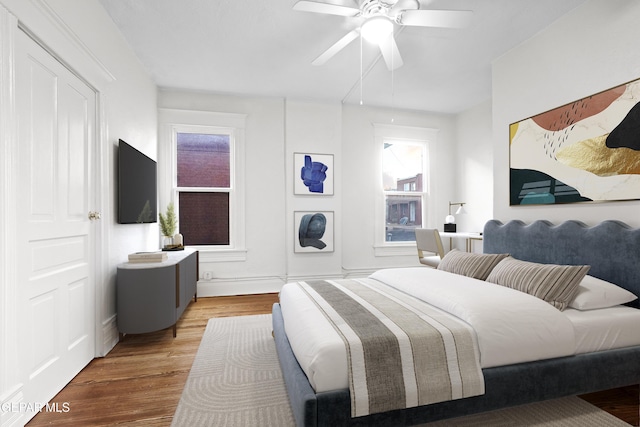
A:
[[192, 247, 248, 262], [373, 244, 417, 257]]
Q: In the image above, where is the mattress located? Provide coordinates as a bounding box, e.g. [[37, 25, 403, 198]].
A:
[[279, 267, 640, 393], [565, 306, 640, 354]]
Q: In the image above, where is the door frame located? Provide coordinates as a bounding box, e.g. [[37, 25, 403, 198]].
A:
[[1, 4, 114, 424], [18, 20, 108, 356], [15, 8, 117, 358]]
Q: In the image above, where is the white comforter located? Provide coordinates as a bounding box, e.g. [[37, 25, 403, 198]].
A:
[[280, 267, 577, 393]]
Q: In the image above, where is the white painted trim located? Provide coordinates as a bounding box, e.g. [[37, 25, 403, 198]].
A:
[[373, 245, 417, 257], [11, 0, 115, 88], [341, 267, 378, 279], [285, 273, 345, 283], [372, 123, 440, 254], [198, 248, 248, 263], [101, 314, 119, 355], [94, 92, 112, 357], [0, 384, 25, 427], [158, 108, 247, 128], [197, 277, 285, 297], [197, 272, 356, 297], [158, 108, 248, 254], [0, 5, 22, 416]]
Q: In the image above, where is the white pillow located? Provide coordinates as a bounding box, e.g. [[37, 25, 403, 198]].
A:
[[569, 275, 637, 310]]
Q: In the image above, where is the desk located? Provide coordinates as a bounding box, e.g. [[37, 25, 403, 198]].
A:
[[441, 231, 483, 252]]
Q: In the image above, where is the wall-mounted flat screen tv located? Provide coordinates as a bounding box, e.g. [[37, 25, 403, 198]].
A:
[[118, 139, 157, 224]]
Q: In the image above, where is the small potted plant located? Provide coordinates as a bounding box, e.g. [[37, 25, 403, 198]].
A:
[[159, 202, 177, 249]]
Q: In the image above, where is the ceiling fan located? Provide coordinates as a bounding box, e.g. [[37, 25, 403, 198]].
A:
[[293, 0, 472, 70]]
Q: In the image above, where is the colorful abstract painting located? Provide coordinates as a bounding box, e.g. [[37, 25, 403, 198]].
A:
[[509, 78, 640, 205]]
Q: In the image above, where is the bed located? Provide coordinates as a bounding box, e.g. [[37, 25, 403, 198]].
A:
[[272, 220, 640, 426]]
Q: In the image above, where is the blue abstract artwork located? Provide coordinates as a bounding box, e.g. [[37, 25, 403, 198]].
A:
[[294, 153, 334, 195], [300, 155, 327, 193]]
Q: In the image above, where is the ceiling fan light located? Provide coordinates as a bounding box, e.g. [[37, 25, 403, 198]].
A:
[[361, 16, 393, 44]]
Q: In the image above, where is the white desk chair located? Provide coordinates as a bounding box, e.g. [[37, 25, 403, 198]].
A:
[[415, 228, 446, 268]]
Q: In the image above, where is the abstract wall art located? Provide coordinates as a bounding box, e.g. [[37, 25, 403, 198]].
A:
[[294, 211, 334, 253], [509, 77, 640, 205], [294, 153, 334, 195]]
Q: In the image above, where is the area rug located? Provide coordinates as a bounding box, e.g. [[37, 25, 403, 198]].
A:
[[171, 314, 629, 427]]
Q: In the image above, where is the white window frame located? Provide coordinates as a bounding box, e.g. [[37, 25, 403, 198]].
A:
[[159, 109, 246, 262], [373, 123, 438, 257]]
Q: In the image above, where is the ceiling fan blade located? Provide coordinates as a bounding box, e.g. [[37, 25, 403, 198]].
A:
[[399, 9, 473, 28], [389, 0, 420, 16], [379, 35, 403, 71], [312, 29, 359, 66], [293, 1, 360, 17]]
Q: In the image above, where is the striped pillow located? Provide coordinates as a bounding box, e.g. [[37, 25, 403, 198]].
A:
[[437, 249, 509, 280], [486, 257, 590, 311]]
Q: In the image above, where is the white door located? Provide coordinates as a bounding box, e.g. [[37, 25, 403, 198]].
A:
[[16, 29, 96, 420]]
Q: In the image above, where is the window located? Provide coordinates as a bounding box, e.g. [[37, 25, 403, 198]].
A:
[[176, 132, 230, 245], [373, 124, 438, 256], [383, 142, 426, 242], [159, 109, 246, 261]]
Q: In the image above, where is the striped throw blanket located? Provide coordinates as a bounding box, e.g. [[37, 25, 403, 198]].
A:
[[297, 279, 485, 418]]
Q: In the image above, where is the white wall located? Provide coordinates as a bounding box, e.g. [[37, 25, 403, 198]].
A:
[[340, 104, 458, 272], [285, 99, 344, 280], [492, 0, 640, 226], [157, 90, 289, 295], [157, 91, 461, 292], [456, 99, 494, 235]]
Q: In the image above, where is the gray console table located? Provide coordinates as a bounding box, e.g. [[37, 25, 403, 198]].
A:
[[117, 248, 199, 337]]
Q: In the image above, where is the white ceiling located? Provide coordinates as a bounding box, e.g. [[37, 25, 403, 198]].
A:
[[98, 0, 586, 114]]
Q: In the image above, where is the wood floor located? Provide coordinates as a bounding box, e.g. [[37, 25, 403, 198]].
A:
[[27, 293, 638, 426]]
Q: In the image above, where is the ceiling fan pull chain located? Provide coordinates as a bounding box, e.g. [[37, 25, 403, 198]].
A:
[[360, 32, 364, 105], [391, 50, 395, 122]]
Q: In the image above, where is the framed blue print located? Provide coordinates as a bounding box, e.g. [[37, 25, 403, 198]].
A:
[[294, 153, 334, 196]]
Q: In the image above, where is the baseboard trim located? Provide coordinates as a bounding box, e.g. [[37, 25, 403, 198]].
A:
[[198, 277, 285, 297], [100, 314, 118, 356], [196, 269, 397, 296], [1, 384, 25, 427], [341, 268, 378, 279]]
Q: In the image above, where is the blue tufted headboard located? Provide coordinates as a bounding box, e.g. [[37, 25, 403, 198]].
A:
[[483, 220, 640, 306]]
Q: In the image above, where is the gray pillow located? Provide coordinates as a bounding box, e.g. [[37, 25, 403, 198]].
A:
[[437, 249, 509, 280], [486, 256, 590, 311]]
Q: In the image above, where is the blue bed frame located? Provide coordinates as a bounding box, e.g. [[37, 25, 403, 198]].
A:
[[272, 220, 640, 426]]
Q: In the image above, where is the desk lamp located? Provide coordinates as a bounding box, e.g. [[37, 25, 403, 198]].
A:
[[444, 201, 466, 232]]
